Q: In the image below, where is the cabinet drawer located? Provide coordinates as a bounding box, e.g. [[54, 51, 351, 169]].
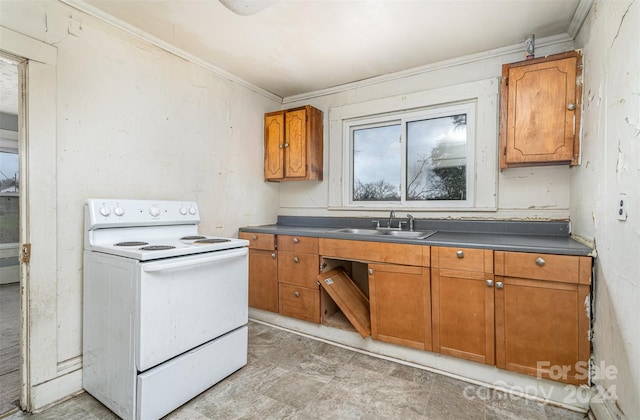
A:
[[495, 251, 591, 284], [239, 232, 275, 251], [277, 235, 318, 253], [279, 283, 320, 324], [432, 247, 493, 272], [278, 251, 319, 288], [319, 238, 426, 267]]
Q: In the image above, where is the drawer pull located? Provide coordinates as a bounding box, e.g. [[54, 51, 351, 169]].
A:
[[251, 235, 257, 240], [293, 237, 299, 244], [294, 291, 300, 297], [486, 279, 494, 287], [456, 250, 464, 258], [293, 257, 299, 263], [535, 257, 546, 267], [368, 268, 373, 275], [496, 281, 504, 289], [271, 253, 276, 259]]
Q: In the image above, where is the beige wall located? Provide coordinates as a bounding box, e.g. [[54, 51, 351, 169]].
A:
[[279, 40, 577, 221], [1, 0, 280, 410], [573, 0, 640, 417]]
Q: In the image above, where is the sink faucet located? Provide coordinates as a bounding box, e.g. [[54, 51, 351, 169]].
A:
[[388, 210, 396, 229]]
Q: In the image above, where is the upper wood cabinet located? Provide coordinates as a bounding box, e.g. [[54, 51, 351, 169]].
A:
[[264, 105, 323, 182], [499, 51, 582, 169]]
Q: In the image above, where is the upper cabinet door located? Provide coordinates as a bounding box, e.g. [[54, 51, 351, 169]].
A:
[[264, 105, 323, 182], [284, 108, 308, 178], [500, 51, 582, 169], [264, 112, 285, 180]]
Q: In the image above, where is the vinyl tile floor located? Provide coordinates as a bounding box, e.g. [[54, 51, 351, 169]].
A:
[[2, 321, 588, 420]]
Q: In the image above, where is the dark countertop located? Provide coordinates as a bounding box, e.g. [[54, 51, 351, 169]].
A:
[[239, 216, 594, 257]]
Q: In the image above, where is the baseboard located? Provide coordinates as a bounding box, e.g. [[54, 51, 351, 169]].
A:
[[30, 369, 83, 412], [589, 388, 626, 420]]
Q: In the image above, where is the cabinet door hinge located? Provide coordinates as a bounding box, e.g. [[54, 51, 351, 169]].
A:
[[20, 243, 31, 263], [504, 77, 508, 86]]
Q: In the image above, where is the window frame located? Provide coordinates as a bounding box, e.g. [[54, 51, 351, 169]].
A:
[[328, 78, 499, 212], [345, 102, 476, 208]]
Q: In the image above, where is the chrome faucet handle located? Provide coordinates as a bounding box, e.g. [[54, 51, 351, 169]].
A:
[[406, 214, 415, 231]]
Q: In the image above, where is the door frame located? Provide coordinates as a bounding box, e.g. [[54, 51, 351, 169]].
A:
[[1, 25, 58, 412]]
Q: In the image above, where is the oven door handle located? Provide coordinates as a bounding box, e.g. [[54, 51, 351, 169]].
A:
[[141, 247, 248, 273]]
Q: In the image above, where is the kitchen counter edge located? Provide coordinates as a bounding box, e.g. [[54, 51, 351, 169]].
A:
[[238, 223, 594, 257]]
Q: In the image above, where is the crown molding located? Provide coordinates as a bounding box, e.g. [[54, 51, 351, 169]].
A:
[[568, 0, 594, 39], [282, 33, 574, 104], [59, 0, 282, 103]]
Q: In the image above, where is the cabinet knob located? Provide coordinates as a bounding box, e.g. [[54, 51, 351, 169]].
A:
[[496, 281, 504, 289], [535, 257, 545, 267], [293, 257, 299, 263], [456, 250, 464, 258], [251, 235, 257, 240], [284, 143, 289, 148], [368, 268, 373, 275], [486, 279, 494, 287], [271, 253, 276, 259], [567, 103, 576, 110], [294, 291, 300, 297], [293, 237, 299, 243]]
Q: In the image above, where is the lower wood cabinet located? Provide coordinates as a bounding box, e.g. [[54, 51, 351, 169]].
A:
[[278, 283, 320, 323], [431, 247, 495, 364], [242, 232, 592, 386], [239, 233, 278, 313], [277, 236, 321, 323], [368, 263, 431, 351], [495, 251, 591, 385]]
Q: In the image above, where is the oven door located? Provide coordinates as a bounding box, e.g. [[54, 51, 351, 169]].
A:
[[136, 246, 248, 372]]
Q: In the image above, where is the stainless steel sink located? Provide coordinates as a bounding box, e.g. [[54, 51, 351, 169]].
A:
[[383, 230, 436, 239], [330, 227, 436, 239], [330, 228, 382, 235]]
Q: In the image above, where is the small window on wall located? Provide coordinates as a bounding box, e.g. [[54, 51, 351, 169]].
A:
[[348, 102, 474, 207]]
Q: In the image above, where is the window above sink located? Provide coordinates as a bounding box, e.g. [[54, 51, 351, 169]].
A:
[[327, 78, 500, 212]]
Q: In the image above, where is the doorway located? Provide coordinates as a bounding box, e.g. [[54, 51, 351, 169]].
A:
[[0, 55, 21, 416]]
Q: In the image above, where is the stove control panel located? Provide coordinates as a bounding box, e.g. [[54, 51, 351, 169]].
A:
[[86, 199, 200, 229]]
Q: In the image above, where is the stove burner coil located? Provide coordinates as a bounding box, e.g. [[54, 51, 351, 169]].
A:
[[140, 245, 176, 251], [193, 239, 232, 244], [115, 241, 149, 247], [180, 236, 207, 240]]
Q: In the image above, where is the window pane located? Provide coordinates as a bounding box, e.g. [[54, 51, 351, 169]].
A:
[[353, 124, 401, 201], [0, 151, 19, 244], [406, 115, 467, 201]]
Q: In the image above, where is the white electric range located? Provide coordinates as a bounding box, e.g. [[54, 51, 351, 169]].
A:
[[82, 199, 249, 420]]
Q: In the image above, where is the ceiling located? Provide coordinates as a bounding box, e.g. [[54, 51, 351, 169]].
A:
[[72, 0, 589, 100], [2, 0, 591, 114]]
